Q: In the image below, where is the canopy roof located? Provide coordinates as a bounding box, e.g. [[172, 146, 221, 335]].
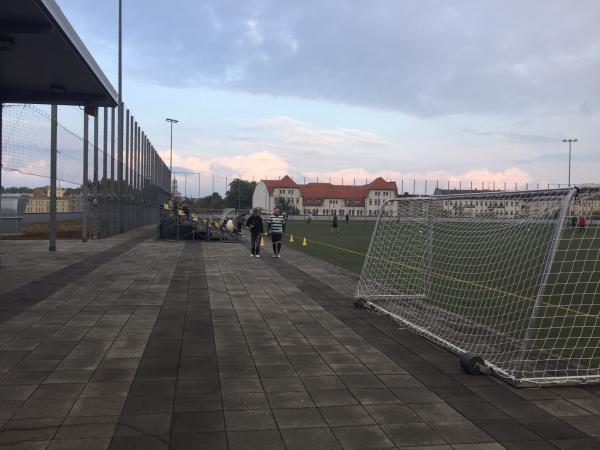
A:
[[0, 0, 118, 107]]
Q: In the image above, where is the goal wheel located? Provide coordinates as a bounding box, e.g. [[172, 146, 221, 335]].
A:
[[460, 352, 485, 375], [354, 298, 364, 309]]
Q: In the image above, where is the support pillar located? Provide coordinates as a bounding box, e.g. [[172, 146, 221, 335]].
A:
[[49, 105, 58, 251], [82, 110, 89, 242]]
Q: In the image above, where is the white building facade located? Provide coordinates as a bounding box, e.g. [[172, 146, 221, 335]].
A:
[[252, 175, 399, 217]]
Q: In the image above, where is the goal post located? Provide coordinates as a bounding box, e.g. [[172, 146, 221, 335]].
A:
[[356, 186, 600, 386]]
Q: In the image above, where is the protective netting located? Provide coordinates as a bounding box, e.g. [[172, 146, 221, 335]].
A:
[[2, 104, 96, 186], [356, 186, 600, 385]]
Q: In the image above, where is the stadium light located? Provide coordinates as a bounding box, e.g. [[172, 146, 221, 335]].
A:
[[166, 118, 179, 193], [562, 138, 578, 187]]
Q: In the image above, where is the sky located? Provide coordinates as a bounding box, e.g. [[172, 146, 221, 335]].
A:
[[4, 0, 600, 194]]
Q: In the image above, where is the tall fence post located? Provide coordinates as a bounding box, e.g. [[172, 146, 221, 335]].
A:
[[117, 102, 124, 233], [103, 107, 108, 180], [49, 105, 58, 252], [82, 109, 89, 242], [93, 113, 98, 183], [0, 103, 3, 267], [125, 109, 129, 231]]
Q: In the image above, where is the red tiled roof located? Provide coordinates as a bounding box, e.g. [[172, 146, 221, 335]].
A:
[[260, 176, 398, 207]]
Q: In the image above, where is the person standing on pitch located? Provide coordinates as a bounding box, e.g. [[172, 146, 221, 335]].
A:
[[246, 208, 264, 257], [268, 207, 286, 258]]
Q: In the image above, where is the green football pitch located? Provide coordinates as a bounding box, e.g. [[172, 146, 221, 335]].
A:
[[285, 219, 374, 274]]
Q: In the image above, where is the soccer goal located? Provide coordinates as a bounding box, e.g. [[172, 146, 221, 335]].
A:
[[355, 186, 600, 386]]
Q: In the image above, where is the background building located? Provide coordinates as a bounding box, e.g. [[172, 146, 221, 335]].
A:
[[252, 175, 398, 217]]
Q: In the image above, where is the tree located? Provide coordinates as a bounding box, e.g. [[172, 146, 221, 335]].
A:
[[275, 197, 299, 215], [0, 186, 34, 194], [225, 179, 256, 210], [189, 192, 226, 210]]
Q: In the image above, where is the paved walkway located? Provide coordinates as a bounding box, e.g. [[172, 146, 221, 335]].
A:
[[0, 231, 600, 449]]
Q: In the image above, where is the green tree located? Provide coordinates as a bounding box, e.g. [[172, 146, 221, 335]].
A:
[[274, 197, 299, 215], [225, 179, 256, 209]]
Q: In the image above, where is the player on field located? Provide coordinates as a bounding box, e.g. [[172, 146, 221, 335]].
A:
[[268, 208, 286, 258]]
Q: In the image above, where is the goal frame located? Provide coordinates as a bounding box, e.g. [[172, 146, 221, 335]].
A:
[[356, 187, 600, 386]]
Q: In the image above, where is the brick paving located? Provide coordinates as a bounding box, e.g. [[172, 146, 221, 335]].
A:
[[0, 231, 600, 449]]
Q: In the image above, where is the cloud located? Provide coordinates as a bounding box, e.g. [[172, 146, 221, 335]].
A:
[[301, 167, 532, 186], [57, 0, 600, 117], [462, 128, 557, 144], [158, 150, 289, 181]]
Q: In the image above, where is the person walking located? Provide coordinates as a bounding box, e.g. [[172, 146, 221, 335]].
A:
[[268, 207, 286, 258], [345, 213, 350, 224], [246, 209, 264, 257], [331, 214, 339, 233]]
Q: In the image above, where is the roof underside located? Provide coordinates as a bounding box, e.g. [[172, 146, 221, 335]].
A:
[[0, 0, 118, 107]]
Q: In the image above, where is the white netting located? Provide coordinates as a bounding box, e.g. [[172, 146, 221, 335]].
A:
[[356, 186, 600, 385]]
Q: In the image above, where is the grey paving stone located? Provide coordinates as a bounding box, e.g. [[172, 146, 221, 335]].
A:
[[47, 438, 111, 450], [227, 430, 284, 450], [350, 388, 401, 405], [309, 389, 358, 407], [172, 411, 225, 434], [333, 425, 395, 449], [224, 409, 277, 431], [518, 417, 587, 440], [365, 404, 421, 424], [380, 422, 445, 447], [109, 434, 169, 450], [281, 427, 342, 450], [549, 438, 600, 449], [474, 418, 542, 442], [563, 416, 600, 437], [392, 387, 444, 403], [13, 396, 75, 419], [55, 416, 118, 439], [273, 408, 327, 429], [320, 405, 375, 427], [410, 402, 466, 422], [121, 395, 173, 415], [0, 417, 61, 443], [428, 420, 494, 444], [261, 377, 305, 393], [169, 432, 227, 450], [533, 400, 593, 417], [69, 396, 126, 417], [301, 375, 345, 391], [0, 385, 37, 401], [267, 391, 315, 409], [220, 377, 263, 393], [113, 413, 171, 437], [222, 392, 269, 410], [174, 393, 222, 412]]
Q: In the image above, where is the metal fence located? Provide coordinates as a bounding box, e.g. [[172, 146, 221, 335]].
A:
[[1, 103, 170, 243]]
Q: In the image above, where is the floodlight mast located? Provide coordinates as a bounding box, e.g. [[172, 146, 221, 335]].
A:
[[166, 118, 179, 194], [562, 138, 578, 187]]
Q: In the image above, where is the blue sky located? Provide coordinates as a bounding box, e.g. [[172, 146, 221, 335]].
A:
[[5, 0, 600, 193]]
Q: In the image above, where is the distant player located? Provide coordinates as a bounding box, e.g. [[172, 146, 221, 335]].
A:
[[571, 216, 578, 228], [331, 214, 339, 233], [345, 213, 350, 224], [579, 215, 587, 232], [268, 207, 286, 258], [307, 212, 312, 224], [246, 209, 264, 257]]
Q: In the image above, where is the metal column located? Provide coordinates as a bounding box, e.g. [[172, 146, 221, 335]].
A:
[[93, 113, 98, 182], [82, 111, 89, 242], [0, 103, 3, 266], [102, 107, 108, 180], [117, 104, 123, 233], [110, 107, 115, 180], [49, 105, 58, 252]]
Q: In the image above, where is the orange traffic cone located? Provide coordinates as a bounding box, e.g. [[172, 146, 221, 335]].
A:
[[289, 234, 294, 243], [260, 237, 265, 247], [302, 237, 308, 247]]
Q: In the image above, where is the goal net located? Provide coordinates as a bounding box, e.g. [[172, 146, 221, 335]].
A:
[[356, 186, 600, 386]]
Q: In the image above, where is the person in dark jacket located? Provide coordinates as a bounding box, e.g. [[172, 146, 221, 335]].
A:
[[246, 208, 264, 257]]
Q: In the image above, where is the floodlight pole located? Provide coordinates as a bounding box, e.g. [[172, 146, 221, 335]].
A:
[[563, 138, 577, 187], [117, 0, 124, 232], [166, 118, 178, 193]]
